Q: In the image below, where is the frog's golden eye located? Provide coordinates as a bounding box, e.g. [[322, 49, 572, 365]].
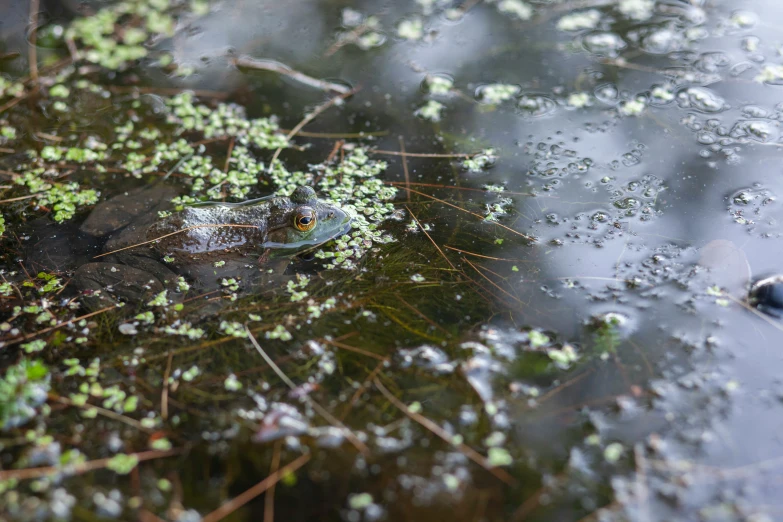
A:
[[294, 208, 317, 232]]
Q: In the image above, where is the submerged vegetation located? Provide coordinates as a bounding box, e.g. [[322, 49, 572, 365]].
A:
[[1, 0, 783, 520]]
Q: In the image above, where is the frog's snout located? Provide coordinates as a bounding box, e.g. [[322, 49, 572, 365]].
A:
[[327, 207, 351, 225]]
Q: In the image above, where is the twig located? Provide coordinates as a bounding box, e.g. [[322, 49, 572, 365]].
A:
[[372, 149, 474, 158], [319, 337, 387, 361], [28, 0, 40, 83], [324, 140, 344, 163], [444, 245, 526, 262], [2, 168, 28, 178], [245, 326, 370, 455], [106, 85, 229, 99], [0, 95, 28, 117], [52, 394, 153, 433], [35, 132, 63, 142], [1, 305, 115, 347], [30, 55, 73, 81], [373, 377, 516, 485], [0, 194, 35, 205], [340, 359, 387, 421], [222, 137, 235, 174], [464, 258, 524, 306], [201, 453, 310, 522], [0, 448, 181, 481], [387, 181, 536, 196], [398, 137, 411, 202], [65, 37, 78, 61], [293, 129, 387, 138], [634, 444, 651, 522], [405, 205, 455, 270], [401, 186, 536, 242], [510, 476, 562, 521], [395, 294, 452, 337], [161, 351, 173, 420], [269, 87, 359, 168], [534, 368, 595, 405], [264, 442, 282, 522], [233, 57, 350, 94], [324, 23, 371, 57]]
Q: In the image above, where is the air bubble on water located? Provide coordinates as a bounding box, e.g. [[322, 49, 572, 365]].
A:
[[516, 94, 556, 118], [676, 87, 727, 113], [594, 83, 618, 104], [694, 52, 731, 73], [730, 120, 779, 143], [730, 10, 758, 29], [582, 32, 626, 56], [614, 197, 640, 210], [742, 105, 767, 118], [639, 28, 684, 55], [742, 36, 761, 53]]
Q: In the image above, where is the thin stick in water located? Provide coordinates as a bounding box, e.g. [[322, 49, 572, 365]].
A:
[[269, 88, 359, 169], [28, 0, 39, 83], [374, 377, 516, 485], [199, 453, 311, 522], [233, 57, 350, 94], [245, 326, 370, 455]]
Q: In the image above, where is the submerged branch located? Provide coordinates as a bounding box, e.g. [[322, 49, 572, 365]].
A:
[[245, 326, 370, 455], [0, 448, 182, 481], [233, 57, 351, 94], [401, 186, 536, 242], [374, 377, 516, 485], [270, 87, 360, 168], [201, 453, 311, 522]]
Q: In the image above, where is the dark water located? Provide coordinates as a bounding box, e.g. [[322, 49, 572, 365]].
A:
[[2, 0, 783, 520]]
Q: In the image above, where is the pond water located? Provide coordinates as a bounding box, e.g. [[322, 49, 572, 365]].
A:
[[2, 0, 783, 520]]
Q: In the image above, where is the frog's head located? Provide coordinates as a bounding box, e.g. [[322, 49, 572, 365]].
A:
[[263, 186, 352, 252]]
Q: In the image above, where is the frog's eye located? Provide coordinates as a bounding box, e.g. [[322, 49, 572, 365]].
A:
[[294, 207, 317, 232]]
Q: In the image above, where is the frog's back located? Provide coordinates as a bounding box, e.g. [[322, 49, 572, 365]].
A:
[[80, 186, 179, 238], [146, 204, 268, 257]]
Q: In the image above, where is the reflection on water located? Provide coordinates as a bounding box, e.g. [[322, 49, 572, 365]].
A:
[[3, 0, 783, 520]]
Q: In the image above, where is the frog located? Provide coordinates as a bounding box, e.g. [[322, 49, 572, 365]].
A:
[[38, 185, 351, 309]]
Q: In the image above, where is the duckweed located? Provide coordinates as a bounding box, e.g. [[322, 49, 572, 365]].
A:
[[0, 360, 50, 431], [497, 0, 533, 20], [557, 10, 601, 31], [478, 84, 520, 104], [415, 100, 445, 122]]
